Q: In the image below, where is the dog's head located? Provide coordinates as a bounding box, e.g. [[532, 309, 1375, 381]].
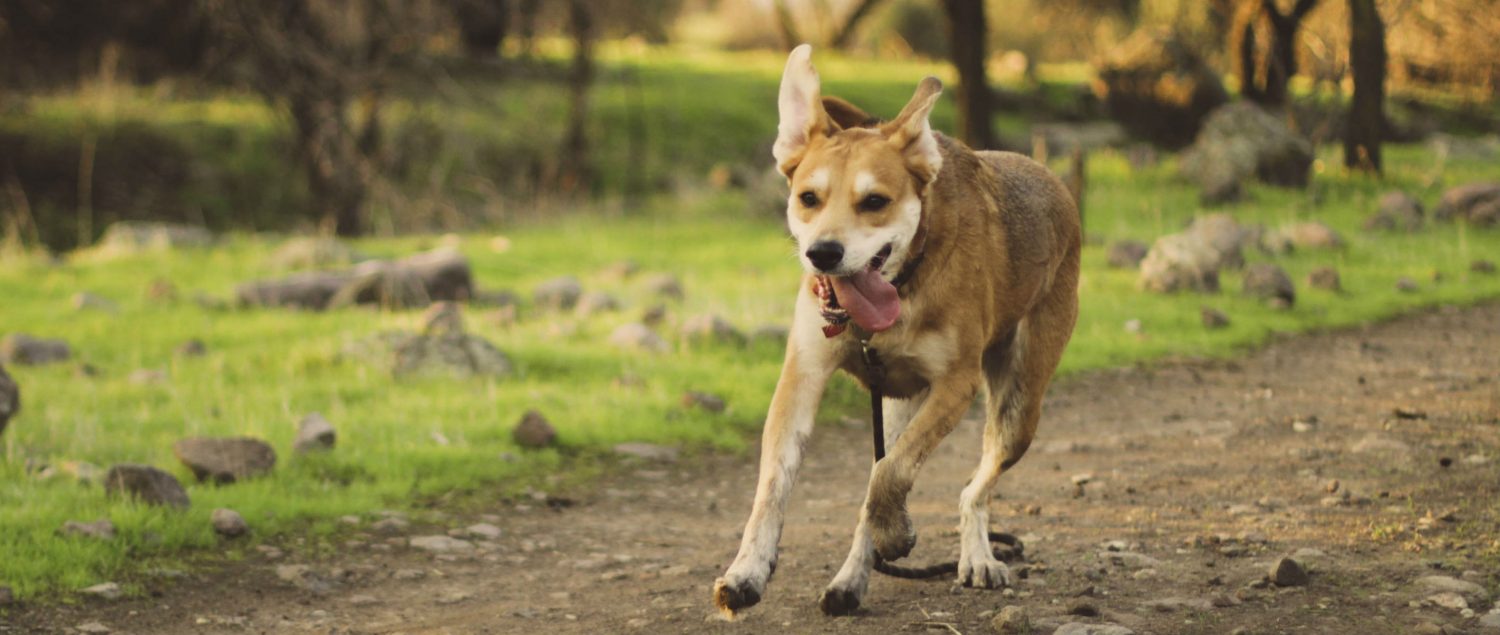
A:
[[773, 44, 942, 332]]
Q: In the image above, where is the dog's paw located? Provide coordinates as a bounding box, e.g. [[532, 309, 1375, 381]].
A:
[[957, 554, 1013, 589], [713, 575, 764, 617], [818, 585, 863, 616], [869, 506, 917, 561]]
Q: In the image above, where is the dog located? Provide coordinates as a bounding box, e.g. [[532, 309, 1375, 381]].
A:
[[712, 45, 1081, 617]]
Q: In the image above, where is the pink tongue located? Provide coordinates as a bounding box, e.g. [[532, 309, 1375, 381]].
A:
[[830, 269, 900, 332]]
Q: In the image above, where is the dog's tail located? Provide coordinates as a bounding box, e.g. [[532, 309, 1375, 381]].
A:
[[873, 531, 1025, 579]]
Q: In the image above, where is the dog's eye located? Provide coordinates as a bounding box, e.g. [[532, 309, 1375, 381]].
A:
[[859, 194, 890, 212], [799, 192, 820, 208]]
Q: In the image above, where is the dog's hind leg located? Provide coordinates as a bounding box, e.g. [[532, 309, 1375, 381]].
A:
[[821, 373, 978, 615]]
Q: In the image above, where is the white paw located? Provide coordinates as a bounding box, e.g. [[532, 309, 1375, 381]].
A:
[[957, 555, 1013, 589]]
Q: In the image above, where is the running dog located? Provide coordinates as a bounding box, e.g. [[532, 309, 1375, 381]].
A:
[[713, 45, 1081, 616]]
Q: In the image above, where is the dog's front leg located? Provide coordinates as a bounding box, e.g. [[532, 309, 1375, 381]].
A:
[[713, 312, 835, 617], [821, 369, 979, 615]]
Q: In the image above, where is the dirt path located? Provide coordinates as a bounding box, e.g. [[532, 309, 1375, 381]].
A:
[[9, 304, 1500, 635]]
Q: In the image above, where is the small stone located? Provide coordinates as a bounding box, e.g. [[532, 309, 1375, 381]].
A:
[[639, 304, 668, 326], [103, 464, 190, 508], [348, 594, 380, 606], [1123, 318, 1143, 334], [466, 523, 502, 540], [574, 291, 620, 317], [1070, 472, 1095, 485], [71, 292, 119, 314], [512, 410, 557, 449], [212, 508, 249, 538], [608, 323, 668, 353], [533, 276, 583, 310], [1201, 307, 1230, 329], [1428, 592, 1469, 610], [128, 368, 167, 385], [1352, 435, 1411, 455], [1480, 611, 1500, 629], [682, 391, 727, 413], [1415, 576, 1488, 602], [1106, 240, 1150, 269], [1242, 263, 1296, 306], [1144, 596, 1214, 612], [1395, 277, 1419, 293], [1067, 600, 1101, 616], [643, 273, 684, 300], [991, 605, 1031, 635], [254, 544, 283, 559], [1284, 220, 1344, 250], [146, 279, 179, 302], [294, 413, 337, 453], [1307, 266, 1342, 292], [175, 339, 207, 357], [599, 260, 639, 280], [393, 568, 426, 580], [275, 565, 310, 583], [371, 517, 409, 534], [0, 585, 12, 605], [612, 442, 679, 462], [1053, 623, 1135, 635], [409, 535, 474, 554], [1269, 557, 1309, 587], [0, 334, 72, 365], [436, 590, 473, 605], [81, 582, 122, 600], [1472, 260, 1497, 274], [681, 314, 745, 344], [60, 519, 116, 540], [173, 437, 277, 483], [75, 622, 112, 634], [1366, 191, 1425, 232], [1325, 479, 1340, 494], [471, 289, 519, 309]]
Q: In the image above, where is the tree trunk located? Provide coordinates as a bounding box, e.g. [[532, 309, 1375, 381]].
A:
[[1345, 0, 1385, 172], [772, 0, 802, 51], [940, 0, 995, 150], [830, 0, 886, 50], [516, 0, 539, 59], [558, 0, 594, 194], [1252, 0, 1319, 107], [453, 0, 509, 59]]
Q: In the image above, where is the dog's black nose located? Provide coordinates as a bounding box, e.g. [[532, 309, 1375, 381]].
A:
[[806, 241, 844, 272]]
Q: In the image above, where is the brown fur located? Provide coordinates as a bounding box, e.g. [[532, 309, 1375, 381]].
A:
[[713, 45, 1080, 618]]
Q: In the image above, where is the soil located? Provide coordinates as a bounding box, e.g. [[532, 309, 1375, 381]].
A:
[[6, 303, 1500, 635]]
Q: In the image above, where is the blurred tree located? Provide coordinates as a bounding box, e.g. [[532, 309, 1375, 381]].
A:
[[941, 0, 996, 149], [451, 0, 510, 59], [831, 0, 888, 49], [558, 0, 594, 194], [773, 0, 804, 51], [0, 0, 209, 87], [1344, 0, 1384, 172], [1239, 0, 1320, 107]]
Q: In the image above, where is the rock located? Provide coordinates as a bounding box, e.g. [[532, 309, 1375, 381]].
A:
[[533, 276, 583, 310], [1106, 240, 1149, 269], [1434, 182, 1500, 225], [600, 260, 640, 281], [640, 304, 668, 326], [71, 292, 119, 313], [1473, 260, 1497, 274], [146, 278, 179, 302], [1186, 213, 1252, 269], [1282, 221, 1344, 250], [1308, 266, 1342, 292], [371, 517, 409, 534], [267, 236, 361, 270], [1269, 557, 1309, 587], [0, 585, 12, 605], [574, 291, 621, 317], [1144, 596, 1214, 612], [1353, 434, 1413, 455], [1366, 192, 1425, 232], [409, 535, 474, 554], [103, 464, 190, 508], [1480, 610, 1500, 629], [613, 442, 679, 462], [991, 605, 1031, 635], [173, 437, 277, 484], [212, 508, 249, 538], [174, 339, 207, 357], [0, 363, 18, 435], [471, 289, 520, 309], [348, 594, 381, 606], [54, 460, 104, 485], [294, 413, 337, 453], [1416, 576, 1489, 603], [81, 582, 123, 600], [0, 334, 72, 365], [1428, 592, 1469, 610], [680, 314, 745, 344], [128, 368, 167, 385], [1242, 263, 1296, 306], [75, 622, 111, 634], [60, 519, 116, 540], [682, 391, 727, 413], [1067, 601, 1101, 617], [1093, 27, 1228, 149], [1139, 233, 1221, 293], [1054, 623, 1135, 635], [643, 273, 684, 300], [1395, 277, 1419, 293], [608, 323, 668, 353], [511, 410, 557, 449], [239, 249, 473, 311], [466, 523, 503, 540], [346, 329, 514, 379], [421, 301, 465, 336], [1180, 102, 1313, 204], [97, 221, 211, 254], [1201, 307, 1230, 329]]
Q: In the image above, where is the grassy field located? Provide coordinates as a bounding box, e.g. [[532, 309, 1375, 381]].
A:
[[3, 139, 1500, 601]]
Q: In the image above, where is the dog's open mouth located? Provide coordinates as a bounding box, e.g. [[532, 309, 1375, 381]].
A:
[[814, 244, 899, 334]]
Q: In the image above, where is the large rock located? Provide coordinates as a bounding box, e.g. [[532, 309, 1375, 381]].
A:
[[1180, 102, 1313, 204], [95, 221, 212, 256], [1093, 28, 1228, 149], [0, 363, 17, 436], [512, 410, 557, 449], [1, 334, 72, 365], [294, 413, 337, 453], [1242, 263, 1296, 307], [1434, 183, 1500, 226], [1365, 191, 1425, 232], [345, 329, 513, 379], [1138, 233, 1221, 293], [103, 464, 190, 508], [533, 276, 583, 310], [237, 249, 473, 311], [1185, 213, 1253, 269], [173, 437, 277, 484]]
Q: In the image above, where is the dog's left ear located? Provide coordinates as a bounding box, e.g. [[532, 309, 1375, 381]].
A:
[[881, 77, 944, 186], [773, 44, 831, 177]]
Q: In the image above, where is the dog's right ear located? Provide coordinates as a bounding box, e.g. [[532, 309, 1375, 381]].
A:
[[773, 44, 830, 177]]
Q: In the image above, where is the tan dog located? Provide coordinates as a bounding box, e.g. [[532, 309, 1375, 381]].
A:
[[713, 45, 1081, 617]]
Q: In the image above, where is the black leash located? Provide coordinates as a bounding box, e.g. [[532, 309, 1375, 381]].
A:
[[859, 338, 1026, 579]]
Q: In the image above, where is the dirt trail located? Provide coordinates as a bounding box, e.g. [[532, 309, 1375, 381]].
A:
[[9, 304, 1500, 635]]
